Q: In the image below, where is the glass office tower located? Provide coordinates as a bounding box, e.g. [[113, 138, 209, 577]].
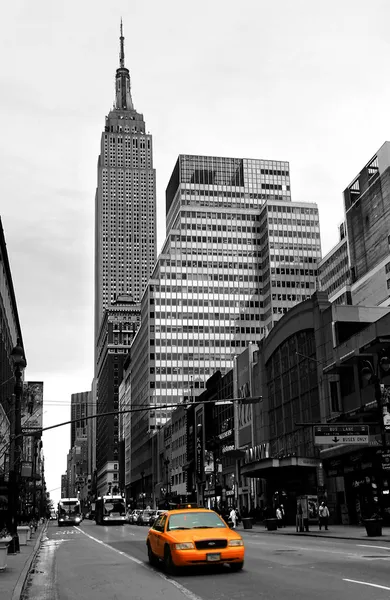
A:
[[126, 154, 321, 490]]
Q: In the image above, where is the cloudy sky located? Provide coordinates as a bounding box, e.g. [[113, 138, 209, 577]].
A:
[[1, 0, 390, 503]]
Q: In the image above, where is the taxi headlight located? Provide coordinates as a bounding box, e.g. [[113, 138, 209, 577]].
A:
[[75, 518, 80, 523], [175, 542, 195, 550], [228, 539, 244, 547]]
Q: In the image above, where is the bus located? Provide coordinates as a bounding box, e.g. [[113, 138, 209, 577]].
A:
[[95, 495, 126, 525], [58, 497, 82, 526]]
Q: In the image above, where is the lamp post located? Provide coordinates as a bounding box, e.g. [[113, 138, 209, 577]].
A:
[[141, 471, 145, 509], [361, 355, 390, 516], [7, 339, 27, 554]]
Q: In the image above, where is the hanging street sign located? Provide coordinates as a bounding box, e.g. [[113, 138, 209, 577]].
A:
[[314, 424, 369, 446]]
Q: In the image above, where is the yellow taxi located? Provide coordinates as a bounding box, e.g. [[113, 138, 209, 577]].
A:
[[146, 504, 245, 572]]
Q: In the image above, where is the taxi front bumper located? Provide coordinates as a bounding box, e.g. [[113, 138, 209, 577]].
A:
[[171, 545, 244, 566]]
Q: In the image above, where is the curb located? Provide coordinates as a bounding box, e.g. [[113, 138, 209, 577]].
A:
[[11, 521, 48, 600], [239, 527, 390, 543]]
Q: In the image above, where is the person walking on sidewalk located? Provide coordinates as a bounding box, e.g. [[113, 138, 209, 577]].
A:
[[276, 506, 283, 528], [229, 507, 238, 529], [318, 502, 329, 530]]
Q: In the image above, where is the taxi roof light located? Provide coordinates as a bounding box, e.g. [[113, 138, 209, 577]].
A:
[[176, 503, 199, 509]]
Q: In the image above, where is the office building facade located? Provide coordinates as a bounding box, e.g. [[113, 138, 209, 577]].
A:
[[318, 222, 351, 305], [70, 391, 90, 448], [126, 154, 321, 499], [321, 142, 390, 308], [95, 295, 140, 496], [344, 142, 390, 307]]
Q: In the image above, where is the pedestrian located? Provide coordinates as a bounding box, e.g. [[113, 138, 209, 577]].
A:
[[318, 502, 329, 530], [229, 507, 237, 529], [276, 506, 283, 527]]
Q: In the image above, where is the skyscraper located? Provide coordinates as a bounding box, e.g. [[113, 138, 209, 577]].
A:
[[70, 391, 89, 448], [123, 154, 321, 501], [93, 24, 156, 494], [94, 22, 156, 348]]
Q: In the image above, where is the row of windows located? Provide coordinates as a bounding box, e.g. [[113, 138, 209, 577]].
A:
[[159, 272, 259, 282], [152, 307, 264, 318], [319, 258, 349, 286], [270, 230, 320, 239], [152, 337, 257, 347], [271, 280, 315, 289], [153, 298, 261, 309]]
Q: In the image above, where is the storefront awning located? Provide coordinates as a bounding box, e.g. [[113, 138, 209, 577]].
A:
[[241, 456, 320, 477], [323, 351, 373, 374]]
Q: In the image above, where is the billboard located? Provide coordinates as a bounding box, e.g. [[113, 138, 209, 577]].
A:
[[236, 347, 252, 448], [0, 405, 10, 475], [22, 381, 44, 432]]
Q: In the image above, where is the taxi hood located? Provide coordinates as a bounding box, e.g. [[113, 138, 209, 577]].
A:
[[166, 527, 242, 544]]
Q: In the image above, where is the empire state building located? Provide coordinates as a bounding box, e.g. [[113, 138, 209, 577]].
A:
[[94, 23, 157, 345]]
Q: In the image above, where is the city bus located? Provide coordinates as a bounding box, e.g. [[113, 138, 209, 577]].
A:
[[57, 497, 82, 526], [95, 495, 126, 525]]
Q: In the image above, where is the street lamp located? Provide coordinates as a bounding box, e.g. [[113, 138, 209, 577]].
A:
[[7, 339, 26, 554], [140, 471, 145, 509]]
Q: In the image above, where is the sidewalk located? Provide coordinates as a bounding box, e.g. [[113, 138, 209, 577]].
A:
[[236, 521, 390, 542], [0, 522, 46, 600]]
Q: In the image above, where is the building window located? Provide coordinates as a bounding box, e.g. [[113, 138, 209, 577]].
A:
[[329, 380, 341, 413]]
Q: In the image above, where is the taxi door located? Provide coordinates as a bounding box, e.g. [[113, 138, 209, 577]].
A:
[[153, 515, 168, 559], [149, 515, 164, 556]]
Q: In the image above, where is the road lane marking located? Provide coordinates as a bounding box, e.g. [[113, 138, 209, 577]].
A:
[[76, 527, 204, 600], [357, 544, 390, 551], [343, 578, 390, 591]]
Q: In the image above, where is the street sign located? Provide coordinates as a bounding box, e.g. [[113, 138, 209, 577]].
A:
[[314, 425, 369, 446]]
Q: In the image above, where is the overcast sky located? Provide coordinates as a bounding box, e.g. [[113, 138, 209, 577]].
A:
[[2, 0, 390, 504]]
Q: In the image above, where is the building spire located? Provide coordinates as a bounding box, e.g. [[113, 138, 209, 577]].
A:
[[119, 18, 125, 68], [115, 20, 134, 111]]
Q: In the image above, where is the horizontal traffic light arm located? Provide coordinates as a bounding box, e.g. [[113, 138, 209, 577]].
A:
[[21, 396, 262, 436]]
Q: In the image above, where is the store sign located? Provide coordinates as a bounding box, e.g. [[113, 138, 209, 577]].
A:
[[383, 411, 390, 431], [218, 429, 233, 440], [244, 443, 270, 464], [382, 450, 390, 471], [222, 443, 235, 454]]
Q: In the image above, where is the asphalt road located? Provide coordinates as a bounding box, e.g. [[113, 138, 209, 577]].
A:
[[22, 520, 390, 600]]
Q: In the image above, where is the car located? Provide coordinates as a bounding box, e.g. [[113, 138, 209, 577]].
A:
[[137, 509, 154, 525], [148, 509, 166, 526], [128, 509, 142, 524], [146, 505, 245, 572]]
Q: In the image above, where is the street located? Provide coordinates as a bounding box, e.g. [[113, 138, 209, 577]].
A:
[[22, 520, 390, 600]]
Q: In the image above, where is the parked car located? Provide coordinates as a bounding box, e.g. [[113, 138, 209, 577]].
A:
[[129, 509, 142, 524], [148, 510, 166, 526], [137, 510, 154, 526]]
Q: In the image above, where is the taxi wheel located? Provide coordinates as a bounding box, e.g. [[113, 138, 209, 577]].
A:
[[230, 562, 244, 572], [163, 545, 175, 574], [147, 542, 157, 566]]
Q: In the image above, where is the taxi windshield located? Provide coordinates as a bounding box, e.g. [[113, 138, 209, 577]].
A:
[[167, 511, 227, 531]]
